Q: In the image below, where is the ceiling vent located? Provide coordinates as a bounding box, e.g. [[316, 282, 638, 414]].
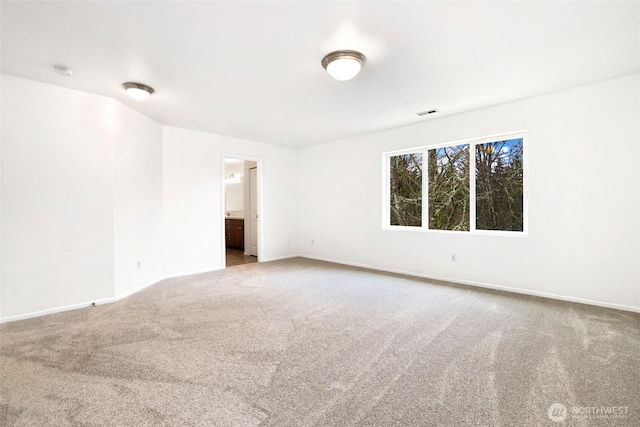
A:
[[53, 66, 72, 76], [416, 109, 439, 117]]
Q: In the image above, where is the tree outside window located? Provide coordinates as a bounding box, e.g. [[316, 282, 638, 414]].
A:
[[387, 134, 525, 233]]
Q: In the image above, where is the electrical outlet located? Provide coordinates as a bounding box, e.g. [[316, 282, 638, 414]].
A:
[[311, 240, 314, 245], [451, 253, 457, 262], [137, 261, 141, 269]]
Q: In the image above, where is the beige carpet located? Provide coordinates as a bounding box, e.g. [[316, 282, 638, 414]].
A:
[[1, 258, 639, 426]]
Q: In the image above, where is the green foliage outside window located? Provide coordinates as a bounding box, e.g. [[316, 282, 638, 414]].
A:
[[389, 153, 422, 226], [475, 139, 524, 231], [388, 136, 524, 232], [428, 145, 470, 231]]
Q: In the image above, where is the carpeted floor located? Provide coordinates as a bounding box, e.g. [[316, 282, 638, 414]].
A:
[[1, 258, 639, 426]]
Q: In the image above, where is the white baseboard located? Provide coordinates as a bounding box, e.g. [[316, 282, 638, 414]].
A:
[[118, 266, 224, 301], [161, 266, 224, 280], [260, 254, 300, 263], [0, 266, 225, 324], [114, 275, 166, 302], [0, 296, 117, 324], [299, 254, 640, 314], [4, 255, 637, 324]]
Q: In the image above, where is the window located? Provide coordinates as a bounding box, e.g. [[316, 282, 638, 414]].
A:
[[389, 152, 422, 227], [385, 132, 527, 234], [475, 138, 524, 232], [428, 144, 469, 231]]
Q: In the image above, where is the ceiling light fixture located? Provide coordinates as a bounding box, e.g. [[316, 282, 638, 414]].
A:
[[322, 50, 366, 81], [225, 173, 242, 184], [122, 82, 155, 100]]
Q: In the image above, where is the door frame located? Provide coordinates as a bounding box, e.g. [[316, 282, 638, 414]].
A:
[[248, 166, 258, 257], [221, 153, 264, 268]]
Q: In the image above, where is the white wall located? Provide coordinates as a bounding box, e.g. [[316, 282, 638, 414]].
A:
[[1, 75, 116, 318], [299, 73, 640, 311], [0, 75, 298, 321], [113, 103, 164, 297], [163, 126, 299, 277], [1, 75, 166, 320]]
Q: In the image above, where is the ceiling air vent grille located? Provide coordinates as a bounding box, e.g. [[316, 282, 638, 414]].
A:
[[416, 109, 439, 116]]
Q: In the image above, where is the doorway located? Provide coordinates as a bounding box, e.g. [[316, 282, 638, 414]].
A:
[[222, 156, 261, 267]]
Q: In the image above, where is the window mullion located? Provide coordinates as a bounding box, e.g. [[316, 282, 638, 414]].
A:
[[422, 149, 428, 230], [470, 143, 476, 232], [383, 153, 390, 228]]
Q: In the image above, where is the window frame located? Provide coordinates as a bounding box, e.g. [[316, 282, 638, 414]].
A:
[[383, 131, 528, 236]]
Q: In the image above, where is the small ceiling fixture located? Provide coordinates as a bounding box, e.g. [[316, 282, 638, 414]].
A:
[[322, 50, 366, 81], [53, 66, 72, 76], [123, 82, 155, 100], [416, 109, 439, 117]]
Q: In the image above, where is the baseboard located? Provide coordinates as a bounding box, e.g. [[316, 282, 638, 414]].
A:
[[4, 256, 636, 324], [162, 265, 224, 280], [117, 266, 225, 300], [114, 274, 168, 302], [0, 266, 225, 324], [260, 254, 300, 262], [299, 255, 640, 314], [0, 295, 118, 324]]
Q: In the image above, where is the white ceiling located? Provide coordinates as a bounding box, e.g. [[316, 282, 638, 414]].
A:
[[2, 1, 638, 148]]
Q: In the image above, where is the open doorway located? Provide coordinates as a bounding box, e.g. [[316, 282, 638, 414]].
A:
[[223, 156, 261, 267]]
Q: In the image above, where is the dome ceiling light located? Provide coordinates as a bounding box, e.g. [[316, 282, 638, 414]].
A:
[[122, 82, 155, 100], [321, 50, 366, 81]]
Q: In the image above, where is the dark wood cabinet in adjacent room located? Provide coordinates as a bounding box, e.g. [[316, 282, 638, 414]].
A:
[[225, 218, 244, 251]]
